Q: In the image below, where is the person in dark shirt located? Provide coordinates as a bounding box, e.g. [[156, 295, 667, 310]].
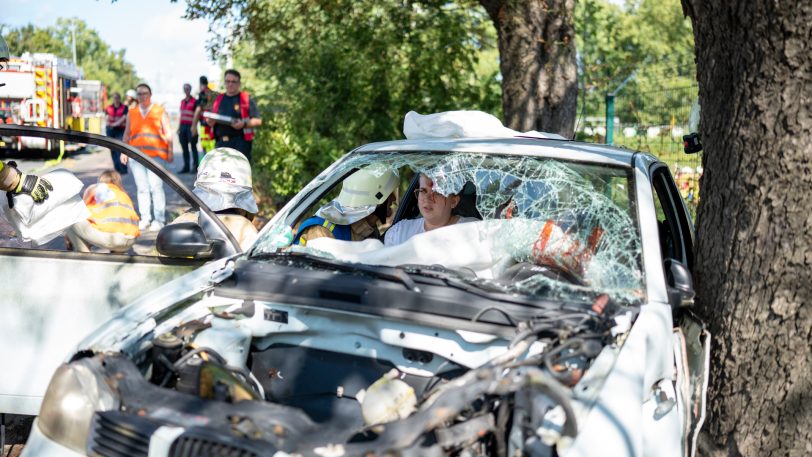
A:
[[191, 75, 218, 154], [205, 69, 261, 162], [178, 83, 199, 173]]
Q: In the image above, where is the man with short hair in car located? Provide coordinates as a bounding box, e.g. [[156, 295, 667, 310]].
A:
[[294, 166, 398, 246], [0, 35, 52, 204], [384, 173, 478, 247]]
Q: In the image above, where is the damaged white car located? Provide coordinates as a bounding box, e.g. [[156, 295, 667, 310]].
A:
[[24, 134, 709, 457]]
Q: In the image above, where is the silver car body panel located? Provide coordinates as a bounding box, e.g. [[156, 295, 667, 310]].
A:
[[23, 137, 708, 457]]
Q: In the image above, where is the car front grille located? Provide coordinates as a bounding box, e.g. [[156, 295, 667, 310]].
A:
[[87, 411, 160, 457], [169, 435, 262, 457]]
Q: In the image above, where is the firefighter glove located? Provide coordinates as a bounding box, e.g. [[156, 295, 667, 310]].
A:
[[14, 171, 53, 203]]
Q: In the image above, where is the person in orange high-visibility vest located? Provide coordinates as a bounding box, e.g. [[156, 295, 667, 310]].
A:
[[65, 170, 140, 253], [121, 83, 174, 232]]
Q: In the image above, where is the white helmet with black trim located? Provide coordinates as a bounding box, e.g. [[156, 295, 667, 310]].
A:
[[317, 164, 398, 225]]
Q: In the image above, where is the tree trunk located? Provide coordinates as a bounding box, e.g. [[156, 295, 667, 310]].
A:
[[480, 0, 577, 137], [681, 1, 812, 455]]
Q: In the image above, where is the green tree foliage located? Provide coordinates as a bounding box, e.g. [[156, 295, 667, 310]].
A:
[[575, 0, 696, 131], [2, 18, 140, 96], [184, 0, 500, 204]]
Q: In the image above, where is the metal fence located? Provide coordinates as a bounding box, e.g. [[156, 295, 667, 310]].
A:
[[575, 84, 702, 217]]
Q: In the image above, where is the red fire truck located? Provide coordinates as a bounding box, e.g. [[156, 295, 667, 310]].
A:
[[0, 52, 105, 152]]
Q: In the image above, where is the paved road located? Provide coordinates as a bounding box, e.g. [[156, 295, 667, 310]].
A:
[[1, 137, 198, 253]]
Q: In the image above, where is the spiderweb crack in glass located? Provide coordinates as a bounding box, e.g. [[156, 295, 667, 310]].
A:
[[254, 151, 644, 304]]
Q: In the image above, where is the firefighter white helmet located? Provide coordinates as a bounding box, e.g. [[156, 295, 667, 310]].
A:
[[125, 89, 137, 99], [316, 165, 398, 225], [193, 147, 257, 213], [337, 165, 398, 207]]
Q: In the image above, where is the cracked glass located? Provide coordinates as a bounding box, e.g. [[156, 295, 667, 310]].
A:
[[253, 151, 644, 304]]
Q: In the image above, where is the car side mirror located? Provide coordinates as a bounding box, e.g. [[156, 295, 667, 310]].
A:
[[156, 222, 225, 260], [664, 258, 695, 307]]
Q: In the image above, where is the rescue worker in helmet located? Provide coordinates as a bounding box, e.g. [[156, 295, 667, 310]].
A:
[[172, 147, 258, 250], [0, 35, 52, 203], [294, 165, 398, 246]]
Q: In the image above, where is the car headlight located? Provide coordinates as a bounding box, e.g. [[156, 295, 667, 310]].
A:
[[37, 357, 119, 453]]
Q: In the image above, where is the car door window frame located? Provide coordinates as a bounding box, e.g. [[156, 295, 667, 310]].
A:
[[650, 163, 694, 270], [0, 124, 241, 257]]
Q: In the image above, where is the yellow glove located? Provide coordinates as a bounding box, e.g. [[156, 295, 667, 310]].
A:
[[15, 172, 53, 203], [3, 161, 53, 203]]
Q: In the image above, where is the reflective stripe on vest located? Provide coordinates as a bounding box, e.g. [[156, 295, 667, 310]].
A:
[[212, 91, 254, 141], [300, 220, 336, 246], [180, 97, 196, 124], [87, 184, 140, 237], [128, 105, 170, 160]]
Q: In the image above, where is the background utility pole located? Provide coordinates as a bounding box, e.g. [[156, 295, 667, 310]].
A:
[[605, 71, 635, 145]]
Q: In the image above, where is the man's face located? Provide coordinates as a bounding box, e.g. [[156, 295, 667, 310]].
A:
[[113, 94, 121, 104], [224, 74, 241, 95], [183, 84, 191, 96]]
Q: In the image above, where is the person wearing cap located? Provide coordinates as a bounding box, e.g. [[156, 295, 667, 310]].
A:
[[191, 75, 219, 154], [172, 147, 259, 250], [66, 170, 140, 253], [0, 35, 52, 204], [205, 69, 261, 162], [125, 89, 138, 110], [384, 174, 478, 247], [293, 165, 398, 246]]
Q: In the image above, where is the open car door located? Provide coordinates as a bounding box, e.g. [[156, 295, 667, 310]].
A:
[[0, 125, 241, 415]]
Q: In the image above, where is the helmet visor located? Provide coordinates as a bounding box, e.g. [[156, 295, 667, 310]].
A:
[[316, 200, 376, 225]]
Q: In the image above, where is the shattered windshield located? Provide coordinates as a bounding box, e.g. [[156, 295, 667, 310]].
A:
[[252, 151, 643, 304]]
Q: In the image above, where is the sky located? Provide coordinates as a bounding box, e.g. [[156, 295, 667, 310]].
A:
[[3, 0, 222, 108]]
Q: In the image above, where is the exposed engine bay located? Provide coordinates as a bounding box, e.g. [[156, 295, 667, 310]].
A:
[[81, 289, 636, 457]]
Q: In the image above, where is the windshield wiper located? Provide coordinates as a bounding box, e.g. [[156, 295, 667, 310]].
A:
[[399, 264, 580, 311], [252, 251, 421, 293]]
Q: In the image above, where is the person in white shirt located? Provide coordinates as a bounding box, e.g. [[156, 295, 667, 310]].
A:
[[384, 174, 478, 246]]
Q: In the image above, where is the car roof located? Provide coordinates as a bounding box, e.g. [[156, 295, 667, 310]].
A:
[[353, 137, 640, 167]]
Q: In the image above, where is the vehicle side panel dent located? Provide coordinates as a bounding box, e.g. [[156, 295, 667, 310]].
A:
[[564, 303, 680, 457]]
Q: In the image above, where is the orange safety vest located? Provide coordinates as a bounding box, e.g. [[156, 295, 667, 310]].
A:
[[129, 104, 170, 160], [85, 184, 141, 237], [179, 97, 196, 125], [211, 92, 255, 141]]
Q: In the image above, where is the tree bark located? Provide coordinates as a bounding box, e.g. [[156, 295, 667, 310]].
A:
[[480, 0, 577, 137], [681, 1, 812, 455]]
